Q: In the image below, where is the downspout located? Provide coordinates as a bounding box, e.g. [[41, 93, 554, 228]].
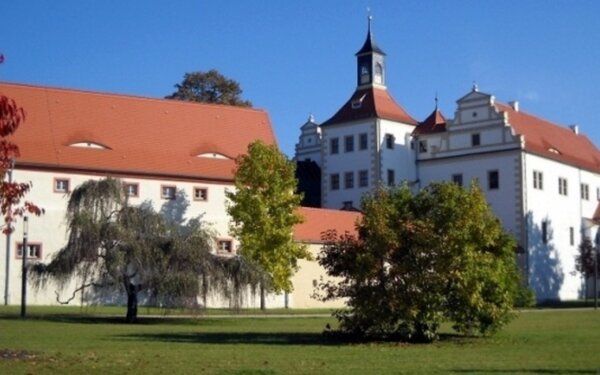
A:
[[520, 144, 530, 288]]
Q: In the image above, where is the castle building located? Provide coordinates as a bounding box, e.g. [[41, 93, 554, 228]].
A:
[[294, 21, 600, 301], [0, 82, 358, 308]]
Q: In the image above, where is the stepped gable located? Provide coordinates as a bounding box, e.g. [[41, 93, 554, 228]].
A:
[[294, 207, 361, 243], [1, 82, 276, 181], [321, 87, 417, 126], [496, 102, 600, 174]]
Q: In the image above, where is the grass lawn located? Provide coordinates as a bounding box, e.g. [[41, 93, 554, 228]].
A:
[[1, 309, 599, 374]]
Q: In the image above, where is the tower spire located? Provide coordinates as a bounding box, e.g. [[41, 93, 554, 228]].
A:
[[355, 11, 386, 88]]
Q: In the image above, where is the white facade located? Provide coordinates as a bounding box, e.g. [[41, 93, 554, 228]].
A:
[[294, 36, 600, 300], [1, 169, 241, 306]]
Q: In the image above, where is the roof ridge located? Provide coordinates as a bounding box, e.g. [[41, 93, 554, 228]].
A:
[[0, 80, 267, 114]]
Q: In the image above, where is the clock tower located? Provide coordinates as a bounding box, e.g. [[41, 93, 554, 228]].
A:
[[356, 16, 386, 88]]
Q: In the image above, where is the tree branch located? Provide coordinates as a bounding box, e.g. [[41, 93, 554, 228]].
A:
[[54, 282, 107, 305]]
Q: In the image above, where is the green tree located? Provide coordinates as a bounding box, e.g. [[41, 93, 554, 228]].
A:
[[226, 140, 309, 305], [318, 182, 519, 342], [166, 70, 252, 107], [32, 178, 221, 322], [575, 237, 598, 300]]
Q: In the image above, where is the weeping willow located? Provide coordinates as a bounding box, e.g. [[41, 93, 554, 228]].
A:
[[31, 177, 269, 322]]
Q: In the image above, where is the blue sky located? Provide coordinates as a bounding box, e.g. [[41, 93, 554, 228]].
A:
[[1, 1, 599, 157]]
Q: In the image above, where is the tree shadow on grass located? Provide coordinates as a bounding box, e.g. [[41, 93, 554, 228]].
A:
[[115, 331, 338, 346], [114, 331, 481, 347], [452, 369, 596, 374], [0, 314, 225, 326]]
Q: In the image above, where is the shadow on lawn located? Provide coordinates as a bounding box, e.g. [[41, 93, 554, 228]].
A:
[[115, 331, 337, 346], [452, 369, 596, 374], [0, 314, 223, 326], [116, 331, 479, 347]]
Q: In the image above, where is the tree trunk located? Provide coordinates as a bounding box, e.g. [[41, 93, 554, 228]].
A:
[[260, 282, 266, 310], [125, 283, 139, 323]]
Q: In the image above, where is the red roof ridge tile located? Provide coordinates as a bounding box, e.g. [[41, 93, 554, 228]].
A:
[[0, 80, 268, 114]]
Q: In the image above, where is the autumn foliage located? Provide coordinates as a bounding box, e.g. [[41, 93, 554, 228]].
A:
[[0, 94, 43, 234]]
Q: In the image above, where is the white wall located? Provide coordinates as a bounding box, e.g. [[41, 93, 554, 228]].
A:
[[1, 169, 237, 306], [523, 153, 600, 300]]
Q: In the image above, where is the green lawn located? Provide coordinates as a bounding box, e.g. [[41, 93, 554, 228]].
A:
[[1, 309, 599, 374]]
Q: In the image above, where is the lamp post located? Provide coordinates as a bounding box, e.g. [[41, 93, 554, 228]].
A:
[[20, 216, 28, 318]]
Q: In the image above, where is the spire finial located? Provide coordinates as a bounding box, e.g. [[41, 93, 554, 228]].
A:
[[367, 8, 372, 32], [472, 81, 479, 92], [435, 91, 439, 110], [308, 113, 315, 123]]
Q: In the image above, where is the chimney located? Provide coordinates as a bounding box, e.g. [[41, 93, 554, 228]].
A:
[[509, 101, 519, 112], [569, 124, 579, 135]]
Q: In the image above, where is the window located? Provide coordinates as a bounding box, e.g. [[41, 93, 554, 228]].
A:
[[471, 133, 481, 146], [385, 134, 395, 149], [387, 169, 395, 187], [330, 174, 340, 191], [16, 243, 42, 259], [344, 135, 354, 153], [217, 239, 233, 254], [558, 177, 568, 196], [581, 183, 589, 200], [193, 187, 208, 201], [54, 178, 70, 193], [452, 173, 463, 187], [569, 227, 575, 246], [161, 185, 176, 200], [359, 170, 369, 188], [124, 183, 139, 197], [488, 170, 499, 190], [359, 133, 368, 150], [330, 138, 339, 154], [419, 140, 428, 153], [542, 221, 548, 244], [344, 171, 354, 189], [533, 171, 543, 190]]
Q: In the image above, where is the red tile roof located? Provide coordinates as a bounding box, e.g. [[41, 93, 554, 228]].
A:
[[414, 108, 446, 134], [1, 82, 276, 181], [322, 87, 417, 126], [496, 103, 600, 173], [294, 207, 361, 243]]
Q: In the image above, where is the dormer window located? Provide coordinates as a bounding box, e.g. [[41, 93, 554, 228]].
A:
[[196, 152, 231, 160], [351, 94, 367, 109], [548, 147, 561, 155], [69, 141, 109, 150]]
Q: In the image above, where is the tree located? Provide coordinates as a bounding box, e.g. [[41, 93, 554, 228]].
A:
[[226, 140, 310, 305], [318, 182, 519, 342], [575, 237, 598, 300], [166, 70, 252, 107], [32, 178, 221, 322], [0, 90, 43, 234]]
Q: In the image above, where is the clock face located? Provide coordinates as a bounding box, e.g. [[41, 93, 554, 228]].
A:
[[361, 65, 369, 75]]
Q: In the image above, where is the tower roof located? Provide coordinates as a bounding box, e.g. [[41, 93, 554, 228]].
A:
[[414, 108, 447, 134], [355, 16, 385, 56], [322, 86, 417, 126]]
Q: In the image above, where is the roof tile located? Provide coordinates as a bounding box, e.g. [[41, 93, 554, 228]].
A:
[[1, 82, 277, 181]]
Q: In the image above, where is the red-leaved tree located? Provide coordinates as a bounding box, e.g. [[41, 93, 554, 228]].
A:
[[1, 56, 43, 233]]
